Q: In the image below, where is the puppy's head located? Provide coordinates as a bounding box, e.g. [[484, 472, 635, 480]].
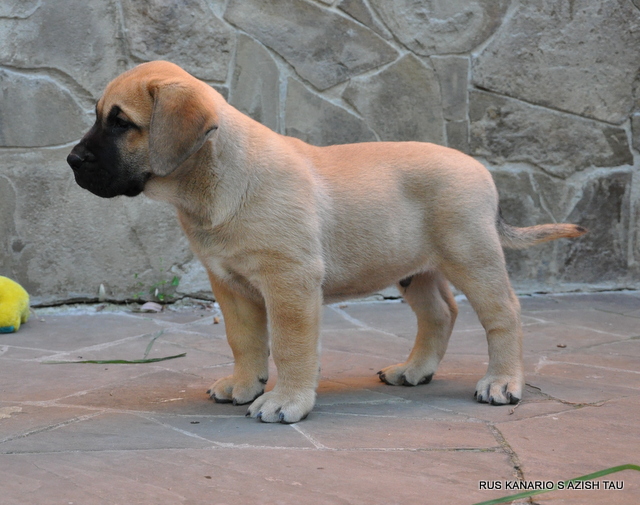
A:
[[67, 61, 219, 198]]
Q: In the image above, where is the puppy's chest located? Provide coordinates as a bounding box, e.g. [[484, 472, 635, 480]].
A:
[[205, 255, 263, 300], [206, 256, 241, 281], [178, 214, 263, 299]]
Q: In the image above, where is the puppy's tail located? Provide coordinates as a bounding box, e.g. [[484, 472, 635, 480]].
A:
[[497, 210, 587, 250]]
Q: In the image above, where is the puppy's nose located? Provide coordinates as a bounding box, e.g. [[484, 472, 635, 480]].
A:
[[67, 146, 96, 170], [67, 152, 84, 170]]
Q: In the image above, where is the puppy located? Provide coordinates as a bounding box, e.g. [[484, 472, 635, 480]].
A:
[[67, 61, 586, 423]]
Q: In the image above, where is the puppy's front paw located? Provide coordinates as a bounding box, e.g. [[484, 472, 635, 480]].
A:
[[377, 363, 434, 387], [246, 387, 316, 423], [207, 374, 267, 406], [475, 374, 522, 405]]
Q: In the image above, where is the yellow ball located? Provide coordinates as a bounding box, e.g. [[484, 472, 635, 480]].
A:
[[0, 276, 30, 333]]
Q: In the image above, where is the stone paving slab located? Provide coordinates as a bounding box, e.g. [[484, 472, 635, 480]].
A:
[[1, 293, 639, 504]]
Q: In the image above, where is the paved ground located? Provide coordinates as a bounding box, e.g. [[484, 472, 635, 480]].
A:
[[1, 292, 639, 505]]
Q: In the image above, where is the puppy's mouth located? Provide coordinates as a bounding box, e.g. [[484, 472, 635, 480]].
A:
[[68, 156, 150, 199], [73, 169, 148, 198]]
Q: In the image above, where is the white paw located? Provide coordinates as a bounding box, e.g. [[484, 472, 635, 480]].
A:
[[246, 387, 316, 423], [207, 374, 267, 406], [475, 374, 523, 405], [377, 362, 435, 386]]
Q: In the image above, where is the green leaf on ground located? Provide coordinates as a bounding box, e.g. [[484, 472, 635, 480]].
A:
[[42, 353, 186, 365]]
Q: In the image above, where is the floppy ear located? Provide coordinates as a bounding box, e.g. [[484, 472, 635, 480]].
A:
[[148, 83, 218, 176]]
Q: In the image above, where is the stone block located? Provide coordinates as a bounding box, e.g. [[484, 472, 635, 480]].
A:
[[445, 120, 469, 152], [173, 259, 214, 300], [211, 85, 229, 101], [559, 171, 632, 284], [13, 312, 166, 354], [489, 168, 558, 284], [299, 415, 497, 449], [632, 113, 640, 153], [0, 412, 211, 454], [0, 449, 518, 505], [0, 0, 39, 18], [285, 78, 377, 146], [0, 148, 193, 304], [530, 171, 583, 223], [496, 397, 640, 485], [469, 90, 632, 178], [0, 0, 126, 98], [472, 0, 640, 124], [635, 176, 640, 278], [491, 168, 551, 228], [122, 0, 234, 82], [224, 0, 398, 90], [337, 0, 392, 39], [229, 35, 280, 131], [432, 56, 469, 121], [493, 168, 634, 288], [155, 415, 315, 448], [343, 54, 445, 143], [339, 302, 416, 340], [0, 69, 91, 147], [0, 175, 18, 274], [369, 0, 509, 55]]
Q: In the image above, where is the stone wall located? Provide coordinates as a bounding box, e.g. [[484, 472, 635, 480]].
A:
[[1, 0, 639, 304]]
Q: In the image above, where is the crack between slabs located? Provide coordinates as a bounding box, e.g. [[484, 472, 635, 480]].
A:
[[133, 412, 225, 447], [30, 457, 189, 503], [0, 344, 66, 357], [17, 401, 246, 420], [328, 305, 375, 329], [471, 84, 626, 127], [523, 383, 614, 408], [593, 307, 640, 319], [0, 411, 102, 445], [29, 461, 107, 501], [554, 323, 630, 339], [488, 424, 525, 482], [564, 337, 640, 354], [289, 423, 329, 449], [3, 445, 504, 456], [312, 411, 484, 423], [37, 333, 158, 362], [11, 369, 170, 406], [535, 357, 640, 375], [328, 306, 406, 340], [319, 346, 407, 362]]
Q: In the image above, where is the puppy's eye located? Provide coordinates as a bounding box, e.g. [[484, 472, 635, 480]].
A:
[[113, 116, 133, 130]]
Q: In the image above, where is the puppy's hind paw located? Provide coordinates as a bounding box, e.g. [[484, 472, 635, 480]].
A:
[[207, 374, 267, 406], [475, 374, 522, 406], [377, 363, 435, 387]]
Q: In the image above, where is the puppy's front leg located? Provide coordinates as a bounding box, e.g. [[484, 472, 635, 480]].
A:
[[246, 270, 323, 423], [206, 271, 270, 405]]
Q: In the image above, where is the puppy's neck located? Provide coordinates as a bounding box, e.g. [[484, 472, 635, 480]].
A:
[[145, 100, 291, 231], [144, 141, 218, 215], [143, 117, 254, 229]]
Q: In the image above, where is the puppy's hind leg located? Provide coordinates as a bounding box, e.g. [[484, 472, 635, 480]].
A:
[[378, 270, 457, 386], [440, 237, 524, 406]]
